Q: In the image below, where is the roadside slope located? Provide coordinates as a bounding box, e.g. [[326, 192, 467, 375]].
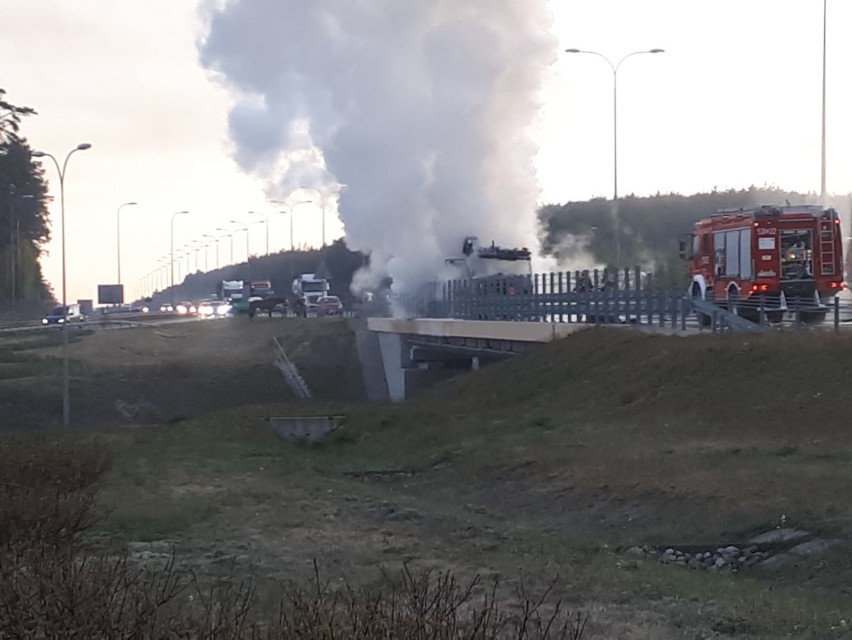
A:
[[329, 328, 852, 546], [1, 316, 365, 428], [91, 327, 852, 638]]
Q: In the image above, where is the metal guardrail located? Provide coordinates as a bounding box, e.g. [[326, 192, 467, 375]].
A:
[[391, 273, 852, 334]]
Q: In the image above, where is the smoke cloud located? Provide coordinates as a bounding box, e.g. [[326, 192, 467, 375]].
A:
[[199, 1, 556, 292]]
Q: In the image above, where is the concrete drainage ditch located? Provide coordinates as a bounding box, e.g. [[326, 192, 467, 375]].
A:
[[622, 528, 844, 572], [269, 415, 344, 442]]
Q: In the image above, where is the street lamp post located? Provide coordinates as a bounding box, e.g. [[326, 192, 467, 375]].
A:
[[820, 0, 827, 201], [116, 201, 137, 290], [229, 220, 251, 263], [296, 188, 327, 247], [565, 47, 664, 267], [248, 211, 269, 255], [183, 245, 193, 273], [192, 240, 204, 271], [195, 240, 209, 271], [8, 190, 34, 319], [204, 234, 219, 268], [32, 142, 92, 427], [217, 227, 234, 264], [271, 210, 291, 252], [320, 202, 326, 247], [158, 258, 169, 293], [291, 200, 314, 250], [170, 210, 189, 306]]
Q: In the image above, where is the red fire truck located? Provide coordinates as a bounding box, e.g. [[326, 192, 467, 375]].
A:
[[679, 204, 844, 321]]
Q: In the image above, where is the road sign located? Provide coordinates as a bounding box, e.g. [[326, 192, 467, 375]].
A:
[[98, 284, 124, 305]]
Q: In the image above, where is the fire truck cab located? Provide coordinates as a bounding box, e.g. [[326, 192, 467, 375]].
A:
[[679, 205, 844, 321]]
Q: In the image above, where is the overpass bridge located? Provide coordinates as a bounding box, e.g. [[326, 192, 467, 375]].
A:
[[363, 269, 846, 400], [367, 317, 590, 401]]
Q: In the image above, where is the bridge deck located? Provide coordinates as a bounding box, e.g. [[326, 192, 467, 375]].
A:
[[367, 317, 586, 343]]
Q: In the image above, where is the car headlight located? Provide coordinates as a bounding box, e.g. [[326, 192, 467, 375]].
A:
[[42, 318, 48, 325], [189, 306, 197, 314], [176, 305, 187, 314], [58, 318, 65, 324], [141, 306, 149, 313], [216, 305, 230, 316]]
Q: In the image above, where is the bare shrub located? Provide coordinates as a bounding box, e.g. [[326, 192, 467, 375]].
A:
[[272, 562, 588, 639], [0, 440, 587, 638], [0, 439, 111, 550], [0, 545, 188, 637]]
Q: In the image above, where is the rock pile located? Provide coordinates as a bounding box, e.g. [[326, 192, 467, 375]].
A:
[[623, 528, 844, 572], [633, 545, 773, 571]]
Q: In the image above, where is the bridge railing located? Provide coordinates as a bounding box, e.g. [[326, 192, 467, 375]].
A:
[[390, 271, 852, 334]]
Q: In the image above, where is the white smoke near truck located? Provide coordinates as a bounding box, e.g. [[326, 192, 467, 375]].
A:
[[198, 1, 556, 293]]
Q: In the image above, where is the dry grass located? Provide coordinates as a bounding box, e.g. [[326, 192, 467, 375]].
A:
[[7, 325, 852, 635], [0, 316, 366, 428], [0, 438, 587, 639]]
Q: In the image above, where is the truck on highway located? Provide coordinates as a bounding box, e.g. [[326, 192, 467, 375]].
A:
[[679, 204, 844, 322], [217, 280, 244, 303], [248, 280, 274, 299], [292, 273, 330, 308]]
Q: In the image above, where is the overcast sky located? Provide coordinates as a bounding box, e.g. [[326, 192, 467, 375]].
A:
[[2, 1, 850, 301]]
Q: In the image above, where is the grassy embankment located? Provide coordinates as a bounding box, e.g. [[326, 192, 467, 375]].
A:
[[4, 322, 852, 636]]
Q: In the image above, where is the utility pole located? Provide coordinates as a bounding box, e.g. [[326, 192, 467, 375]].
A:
[[8, 185, 16, 312], [820, 0, 827, 201], [8, 186, 33, 320]]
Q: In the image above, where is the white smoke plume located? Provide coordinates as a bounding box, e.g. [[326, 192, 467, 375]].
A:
[[198, 1, 557, 293]]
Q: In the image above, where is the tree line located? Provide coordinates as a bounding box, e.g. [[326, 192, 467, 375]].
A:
[[6, 81, 850, 311], [537, 187, 852, 287], [0, 89, 53, 314]]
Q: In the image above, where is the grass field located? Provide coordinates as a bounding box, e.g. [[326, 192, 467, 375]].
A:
[[4, 323, 852, 637], [0, 316, 366, 428]]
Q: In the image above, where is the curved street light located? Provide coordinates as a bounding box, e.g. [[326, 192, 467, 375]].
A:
[[248, 211, 269, 255], [229, 220, 251, 263], [821, 0, 827, 200], [270, 209, 291, 252], [8, 191, 34, 316], [290, 200, 314, 250], [116, 201, 137, 288], [203, 233, 220, 268], [565, 47, 664, 266], [295, 188, 327, 247], [170, 210, 189, 306], [216, 227, 234, 264], [194, 238, 210, 271], [31, 142, 92, 427]]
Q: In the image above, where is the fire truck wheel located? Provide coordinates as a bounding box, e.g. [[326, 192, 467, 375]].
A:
[[691, 288, 712, 327]]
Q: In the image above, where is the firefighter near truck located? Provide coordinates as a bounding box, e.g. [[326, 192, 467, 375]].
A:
[[679, 204, 844, 324]]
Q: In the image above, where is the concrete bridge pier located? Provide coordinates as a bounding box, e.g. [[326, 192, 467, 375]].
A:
[[377, 332, 477, 401]]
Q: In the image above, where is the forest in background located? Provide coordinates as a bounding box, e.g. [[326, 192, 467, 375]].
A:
[[0, 89, 52, 316], [6, 85, 852, 311], [537, 187, 852, 287]]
